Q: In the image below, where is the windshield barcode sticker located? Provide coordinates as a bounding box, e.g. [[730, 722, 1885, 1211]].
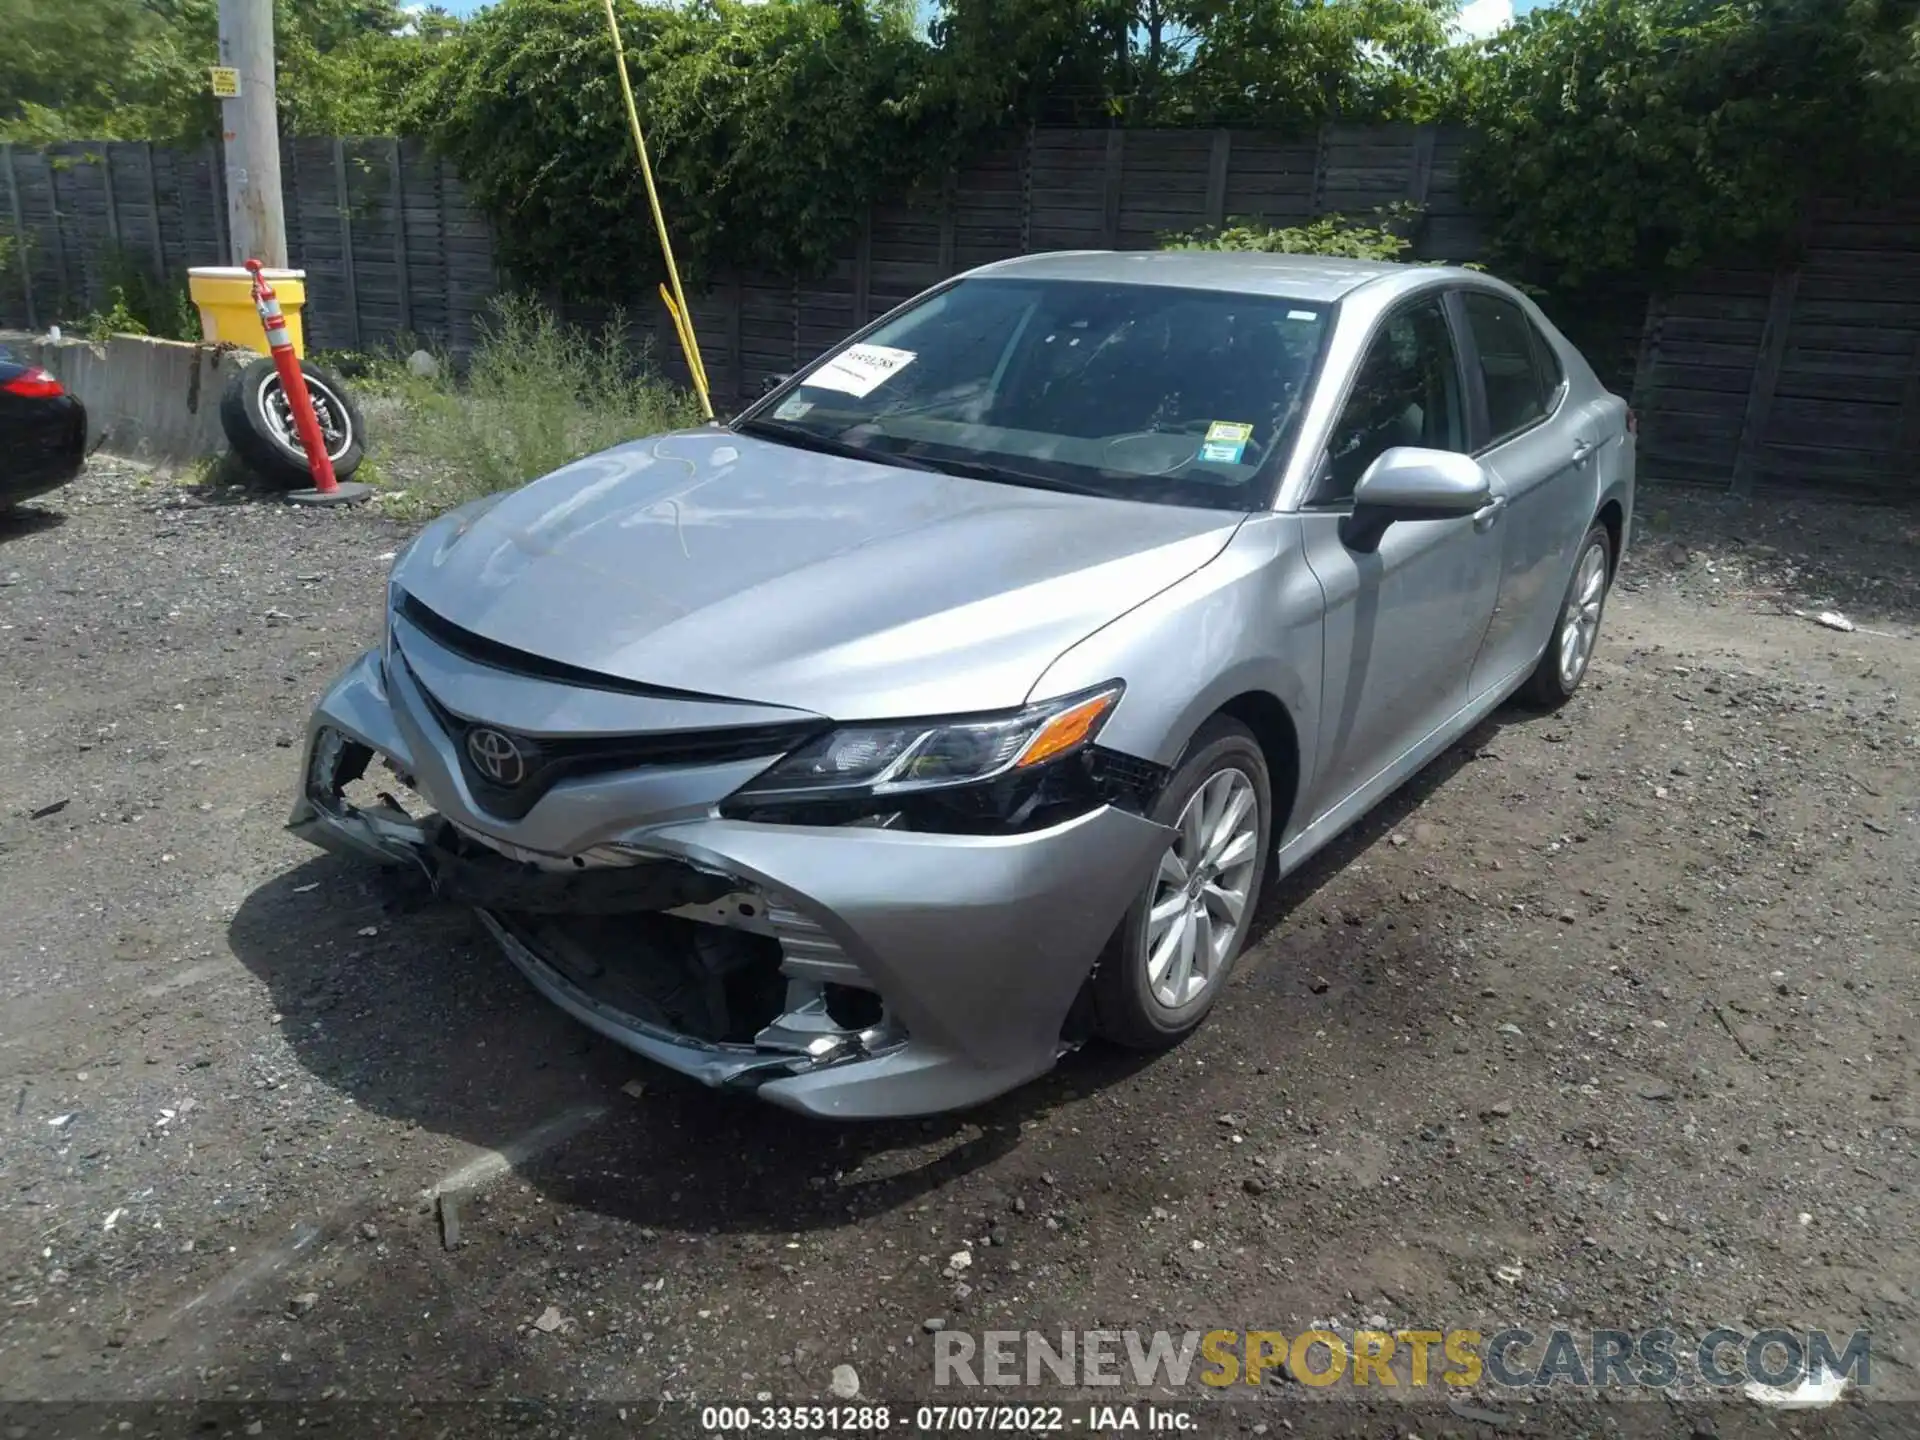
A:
[[807, 344, 917, 398], [1200, 420, 1252, 464]]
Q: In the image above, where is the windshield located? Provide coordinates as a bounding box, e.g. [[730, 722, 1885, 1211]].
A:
[[739, 277, 1332, 511]]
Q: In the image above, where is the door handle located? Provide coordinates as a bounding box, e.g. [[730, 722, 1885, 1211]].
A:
[[1473, 495, 1508, 531], [1570, 438, 1596, 464]]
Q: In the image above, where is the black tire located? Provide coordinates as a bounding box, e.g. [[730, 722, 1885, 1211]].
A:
[[1093, 717, 1272, 1051], [220, 355, 365, 489], [1520, 521, 1613, 708]]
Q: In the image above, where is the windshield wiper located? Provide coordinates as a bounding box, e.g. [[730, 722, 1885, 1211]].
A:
[[739, 417, 1109, 498], [733, 417, 939, 472], [900, 452, 1110, 498]]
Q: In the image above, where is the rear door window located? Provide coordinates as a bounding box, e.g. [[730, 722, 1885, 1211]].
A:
[[1461, 291, 1556, 444]]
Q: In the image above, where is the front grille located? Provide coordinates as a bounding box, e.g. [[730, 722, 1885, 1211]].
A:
[[1087, 747, 1168, 805], [765, 898, 869, 989], [397, 655, 824, 821]]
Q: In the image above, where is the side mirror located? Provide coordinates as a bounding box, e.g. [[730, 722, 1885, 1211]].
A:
[[761, 372, 792, 397], [1340, 448, 1491, 553]]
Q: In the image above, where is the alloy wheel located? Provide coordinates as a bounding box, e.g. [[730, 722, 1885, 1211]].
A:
[[1558, 541, 1608, 690], [1142, 767, 1260, 1010]]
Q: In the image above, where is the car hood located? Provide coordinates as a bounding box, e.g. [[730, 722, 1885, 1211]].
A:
[[396, 429, 1244, 720]]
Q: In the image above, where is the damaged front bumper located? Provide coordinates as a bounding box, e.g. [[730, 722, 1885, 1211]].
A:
[[289, 648, 1171, 1119]]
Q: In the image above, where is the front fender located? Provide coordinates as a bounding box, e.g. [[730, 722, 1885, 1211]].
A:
[[1028, 514, 1320, 815]]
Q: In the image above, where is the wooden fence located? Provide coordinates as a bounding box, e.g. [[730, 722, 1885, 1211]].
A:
[[4, 126, 1917, 502], [1631, 200, 1920, 502], [0, 136, 495, 356], [555, 126, 1647, 411]]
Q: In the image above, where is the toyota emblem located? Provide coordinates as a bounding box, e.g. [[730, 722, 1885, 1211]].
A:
[[466, 727, 527, 787]]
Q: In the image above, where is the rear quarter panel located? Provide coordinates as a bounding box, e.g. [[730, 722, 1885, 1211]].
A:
[[1520, 299, 1628, 576], [1523, 297, 1636, 566], [0, 392, 86, 493]]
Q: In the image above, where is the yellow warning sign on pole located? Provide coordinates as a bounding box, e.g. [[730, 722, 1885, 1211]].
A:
[[209, 66, 242, 98]]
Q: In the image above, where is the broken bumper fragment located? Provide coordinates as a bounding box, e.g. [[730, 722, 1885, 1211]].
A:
[[289, 648, 1171, 1119]]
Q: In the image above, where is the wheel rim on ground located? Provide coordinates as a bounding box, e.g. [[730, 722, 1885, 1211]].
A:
[[1141, 767, 1260, 1010], [1558, 541, 1608, 690], [257, 373, 354, 462]]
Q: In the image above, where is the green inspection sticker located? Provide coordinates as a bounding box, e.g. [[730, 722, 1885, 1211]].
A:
[[1199, 421, 1253, 465]]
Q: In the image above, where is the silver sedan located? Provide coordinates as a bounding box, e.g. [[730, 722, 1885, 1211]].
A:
[[290, 251, 1634, 1118]]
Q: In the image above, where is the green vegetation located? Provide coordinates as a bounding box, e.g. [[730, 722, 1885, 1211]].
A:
[[925, 0, 1456, 130], [76, 255, 200, 342], [1457, 0, 1920, 287], [3, 0, 1916, 293], [1163, 209, 1418, 261], [18, 0, 1906, 513], [0, 0, 458, 143], [406, 0, 1920, 293], [408, 0, 939, 285], [1154, 0, 1456, 126], [401, 0, 1470, 285], [360, 295, 701, 518]]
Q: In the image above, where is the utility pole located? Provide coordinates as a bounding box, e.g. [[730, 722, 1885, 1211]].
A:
[[216, 0, 287, 267]]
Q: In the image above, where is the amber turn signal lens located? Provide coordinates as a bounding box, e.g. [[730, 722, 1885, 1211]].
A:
[[1015, 690, 1119, 769]]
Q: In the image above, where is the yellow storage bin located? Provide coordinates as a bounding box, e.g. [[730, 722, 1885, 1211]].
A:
[[188, 266, 307, 358]]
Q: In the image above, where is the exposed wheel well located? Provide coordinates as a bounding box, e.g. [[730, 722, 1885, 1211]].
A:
[[1596, 499, 1624, 577], [1214, 690, 1300, 835]]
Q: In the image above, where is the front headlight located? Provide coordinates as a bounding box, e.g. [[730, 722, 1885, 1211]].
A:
[[382, 525, 428, 670], [734, 683, 1124, 800], [383, 580, 403, 668]]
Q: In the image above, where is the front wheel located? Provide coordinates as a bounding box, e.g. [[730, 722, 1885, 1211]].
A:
[[1521, 521, 1612, 707], [1093, 717, 1271, 1050]]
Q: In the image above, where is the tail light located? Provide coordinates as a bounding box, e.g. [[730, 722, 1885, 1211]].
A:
[[1, 367, 65, 399]]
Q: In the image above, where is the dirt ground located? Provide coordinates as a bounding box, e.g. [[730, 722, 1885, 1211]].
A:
[[1, 461, 1916, 1437]]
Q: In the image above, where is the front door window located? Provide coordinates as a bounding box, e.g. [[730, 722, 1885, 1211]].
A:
[[1319, 298, 1466, 503]]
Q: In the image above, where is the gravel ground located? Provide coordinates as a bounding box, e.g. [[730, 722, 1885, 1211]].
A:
[[1, 462, 1917, 1436]]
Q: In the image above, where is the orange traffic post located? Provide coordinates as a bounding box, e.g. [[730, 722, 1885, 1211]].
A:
[[245, 259, 368, 506]]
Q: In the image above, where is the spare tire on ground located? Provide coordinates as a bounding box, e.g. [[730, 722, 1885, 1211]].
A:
[[220, 355, 365, 489]]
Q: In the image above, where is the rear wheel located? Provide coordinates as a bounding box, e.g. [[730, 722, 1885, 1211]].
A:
[[1093, 717, 1270, 1050], [1521, 521, 1612, 707]]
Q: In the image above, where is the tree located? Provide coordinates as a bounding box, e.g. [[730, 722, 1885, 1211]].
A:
[[928, 0, 1130, 126], [0, 0, 461, 142], [1172, 0, 1455, 126], [1456, 0, 1920, 284], [410, 0, 945, 284], [926, 0, 1455, 126], [278, 0, 461, 134], [0, 0, 212, 141]]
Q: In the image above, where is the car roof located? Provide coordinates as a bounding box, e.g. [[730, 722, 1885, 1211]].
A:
[[964, 249, 1469, 303]]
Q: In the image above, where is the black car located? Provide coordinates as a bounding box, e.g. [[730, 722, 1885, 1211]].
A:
[[0, 351, 87, 510]]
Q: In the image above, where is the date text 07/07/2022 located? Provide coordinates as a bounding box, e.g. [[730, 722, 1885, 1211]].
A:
[[698, 1403, 1197, 1433]]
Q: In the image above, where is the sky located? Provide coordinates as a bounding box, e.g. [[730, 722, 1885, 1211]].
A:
[[432, 0, 1551, 27], [1461, 0, 1555, 39]]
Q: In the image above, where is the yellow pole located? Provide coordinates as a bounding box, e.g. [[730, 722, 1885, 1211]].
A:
[[660, 284, 710, 399], [600, 0, 713, 421]]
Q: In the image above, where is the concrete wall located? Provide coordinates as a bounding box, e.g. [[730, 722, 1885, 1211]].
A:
[[0, 331, 242, 466]]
